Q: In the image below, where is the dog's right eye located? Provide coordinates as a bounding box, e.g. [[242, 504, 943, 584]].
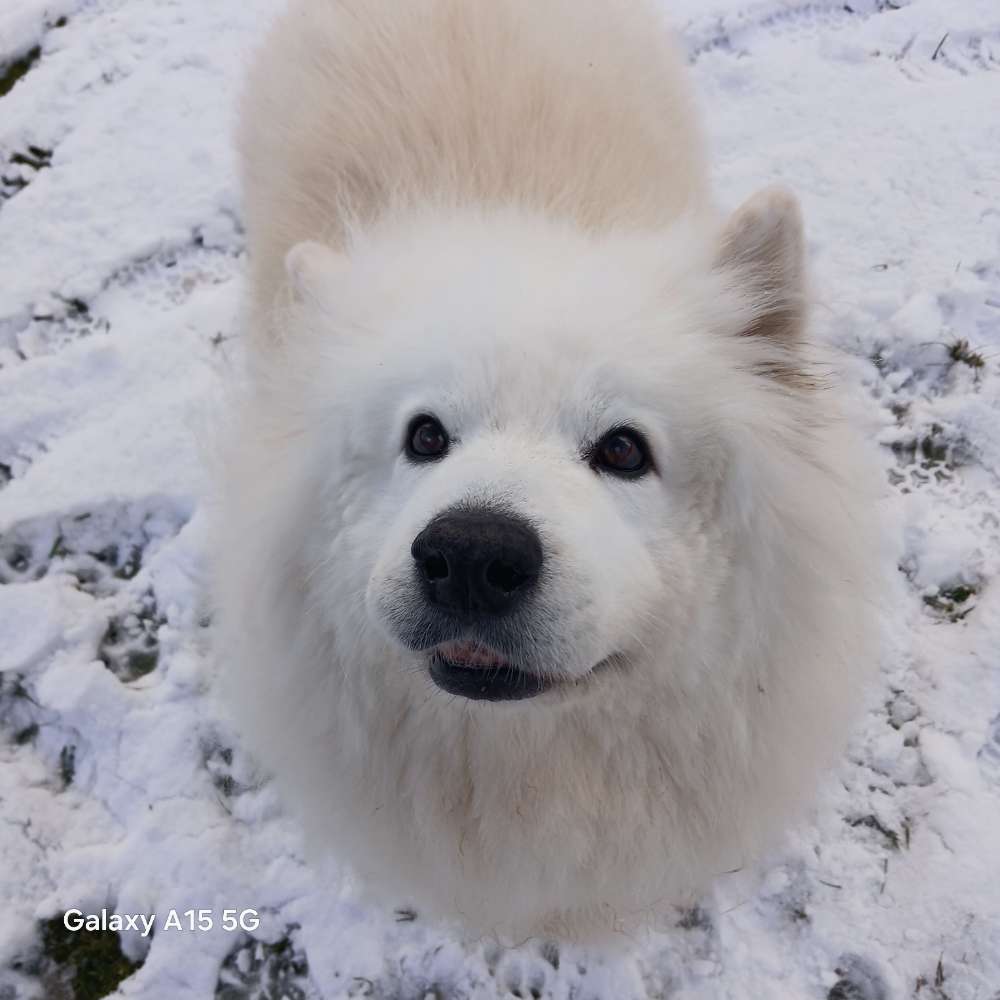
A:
[[406, 415, 449, 461]]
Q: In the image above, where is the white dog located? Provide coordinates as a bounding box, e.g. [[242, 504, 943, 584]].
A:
[[215, 0, 878, 942]]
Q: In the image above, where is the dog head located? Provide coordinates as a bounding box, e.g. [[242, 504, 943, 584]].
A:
[[274, 191, 810, 704]]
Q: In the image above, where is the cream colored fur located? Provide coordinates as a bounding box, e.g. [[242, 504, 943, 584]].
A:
[[215, 0, 880, 944], [238, 0, 707, 341]]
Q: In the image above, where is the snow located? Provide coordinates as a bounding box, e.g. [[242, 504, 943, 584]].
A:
[[1, 0, 999, 997]]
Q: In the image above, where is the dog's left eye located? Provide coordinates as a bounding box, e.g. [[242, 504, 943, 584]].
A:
[[591, 428, 651, 478]]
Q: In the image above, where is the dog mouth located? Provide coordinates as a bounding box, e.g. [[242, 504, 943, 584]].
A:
[[428, 640, 552, 701], [426, 640, 622, 702]]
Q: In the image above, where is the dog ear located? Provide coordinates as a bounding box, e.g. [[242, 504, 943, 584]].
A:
[[715, 186, 806, 345], [284, 240, 350, 312]]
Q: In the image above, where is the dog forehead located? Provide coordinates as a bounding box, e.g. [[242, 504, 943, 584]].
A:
[[393, 322, 652, 427], [336, 211, 725, 433]]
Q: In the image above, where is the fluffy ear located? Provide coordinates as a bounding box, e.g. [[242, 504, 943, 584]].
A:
[[715, 186, 806, 344], [284, 240, 350, 312]]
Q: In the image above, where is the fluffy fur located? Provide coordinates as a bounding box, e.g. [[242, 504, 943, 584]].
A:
[[215, 0, 879, 942]]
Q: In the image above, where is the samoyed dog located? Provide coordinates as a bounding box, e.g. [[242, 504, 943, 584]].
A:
[[216, 0, 878, 941]]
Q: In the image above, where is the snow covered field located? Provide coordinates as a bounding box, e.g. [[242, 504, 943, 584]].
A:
[[1, 0, 998, 997]]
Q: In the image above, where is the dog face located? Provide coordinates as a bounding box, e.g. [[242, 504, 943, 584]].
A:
[[277, 198, 804, 705]]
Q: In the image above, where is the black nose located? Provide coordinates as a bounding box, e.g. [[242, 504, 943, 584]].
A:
[[411, 509, 543, 616]]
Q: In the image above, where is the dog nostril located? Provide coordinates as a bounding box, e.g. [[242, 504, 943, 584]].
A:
[[422, 553, 449, 582], [485, 559, 529, 595]]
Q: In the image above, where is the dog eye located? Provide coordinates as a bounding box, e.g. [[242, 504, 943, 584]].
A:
[[592, 428, 651, 478], [406, 415, 449, 461]]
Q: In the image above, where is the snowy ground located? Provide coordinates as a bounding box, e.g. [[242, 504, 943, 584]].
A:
[[1, 0, 999, 997]]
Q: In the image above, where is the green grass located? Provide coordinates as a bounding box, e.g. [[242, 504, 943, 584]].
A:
[[948, 338, 985, 370], [923, 583, 978, 622], [39, 916, 141, 1000], [98, 592, 163, 682], [0, 46, 41, 99], [847, 814, 901, 851]]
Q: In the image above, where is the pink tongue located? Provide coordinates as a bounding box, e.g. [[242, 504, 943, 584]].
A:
[[438, 641, 510, 669]]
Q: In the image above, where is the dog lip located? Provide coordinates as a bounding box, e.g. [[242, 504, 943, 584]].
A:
[[428, 646, 552, 701], [425, 645, 626, 703]]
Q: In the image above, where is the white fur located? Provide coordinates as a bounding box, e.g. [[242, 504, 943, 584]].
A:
[[214, 0, 880, 943]]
